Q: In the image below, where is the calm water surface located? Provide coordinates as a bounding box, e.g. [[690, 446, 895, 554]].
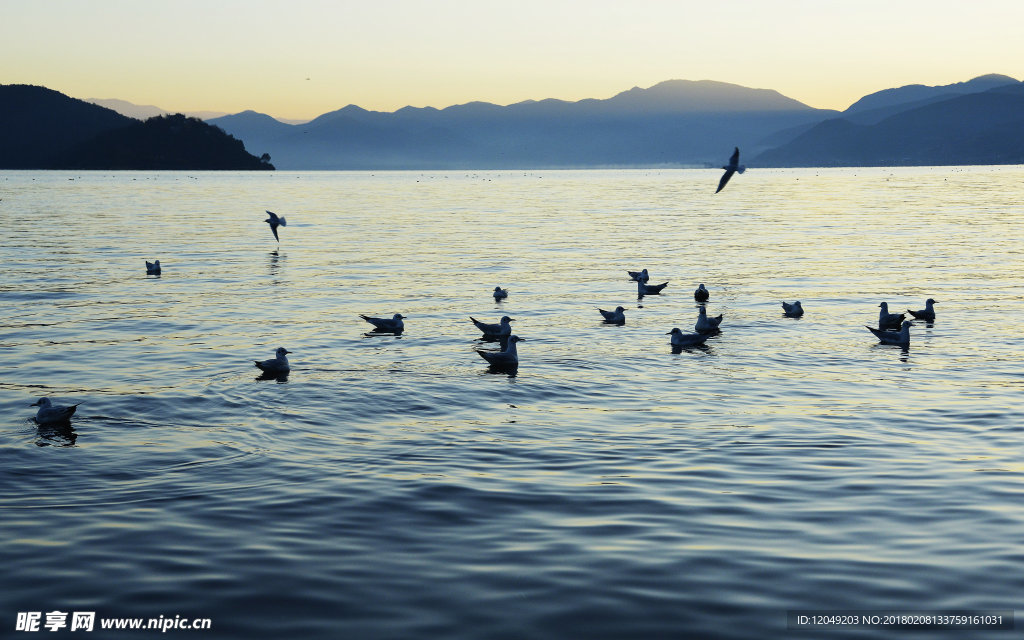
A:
[[2, 168, 1023, 639]]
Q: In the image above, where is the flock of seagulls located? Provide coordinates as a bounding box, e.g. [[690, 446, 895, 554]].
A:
[[30, 147, 936, 428]]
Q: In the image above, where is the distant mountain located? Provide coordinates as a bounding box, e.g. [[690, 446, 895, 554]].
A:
[[753, 82, 1024, 167], [843, 74, 1017, 115], [0, 85, 273, 170], [210, 80, 838, 169], [86, 98, 229, 121]]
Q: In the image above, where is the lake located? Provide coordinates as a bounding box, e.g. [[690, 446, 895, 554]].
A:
[[2, 167, 1023, 639]]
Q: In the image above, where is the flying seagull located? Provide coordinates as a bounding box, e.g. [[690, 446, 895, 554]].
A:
[[254, 347, 291, 374], [715, 147, 745, 193], [31, 397, 82, 425], [265, 210, 287, 242], [908, 298, 937, 321]]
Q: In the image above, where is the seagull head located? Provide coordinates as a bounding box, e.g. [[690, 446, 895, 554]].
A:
[[275, 347, 291, 357], [667, 328, 682, 335], [393, 314, 406, 320], [31, 397, 51, 408], [500, 316, 514, 323]]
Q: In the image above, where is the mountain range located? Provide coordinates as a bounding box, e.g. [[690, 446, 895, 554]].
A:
[[4, 74, 1022, 170]]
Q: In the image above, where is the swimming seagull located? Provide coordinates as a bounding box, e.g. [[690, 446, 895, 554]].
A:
[[477, 335, 524, 368], [908, 298, 937, 321], [668, 327, 709, 347], [254, 347, 291, 374], [265, 210, 287, 242], [781, 301, 804, 317], [470, 315, 514, 336], [878, 302, 906, 329], [360, 313, 406, 333], [31, 397, 82, 425], [493, 286, 508, 301], [146, 260, 161, 275], [638, 280, 669, 296], [598, 306, 627, 324], [627, 268, 650, 283], [695, 305, 723, 333], [715, 147, 745, 193], [694, 283, 709, 302], [866, 321, 911, 347]]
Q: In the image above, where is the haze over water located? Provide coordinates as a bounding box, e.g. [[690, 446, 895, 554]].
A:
[[2, 167, 1023, 638]]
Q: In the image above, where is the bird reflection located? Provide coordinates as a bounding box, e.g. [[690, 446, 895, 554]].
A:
[[255, 370, 290, 383], [267, 250, 285, 281], [34, 421, 78, 447]]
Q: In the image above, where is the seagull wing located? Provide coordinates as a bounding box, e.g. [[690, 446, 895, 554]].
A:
[[716, 169, 735, 193], [729, 147, 740, 166]]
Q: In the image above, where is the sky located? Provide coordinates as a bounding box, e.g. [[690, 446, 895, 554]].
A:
[[2, 0, 1022, 121]]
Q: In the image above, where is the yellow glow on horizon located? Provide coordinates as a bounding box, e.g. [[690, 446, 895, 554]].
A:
[[1, 0, 1021, 120]]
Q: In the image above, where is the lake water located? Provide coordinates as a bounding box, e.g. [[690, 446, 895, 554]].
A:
[[2, 167, 1023, 639]]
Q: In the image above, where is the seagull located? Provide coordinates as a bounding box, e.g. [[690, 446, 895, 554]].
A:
[[781, 301, 804, 317], [477, 335, 523, 367], [254, 347, 291, 374], [878, 302, 906, 329], [145, 260, 161, 275], [598, 306, 627, 324], [471, 315, 514, 336], [31, 397, 82, 425], [638, 280, 669, 296], [493, 286, 508, 301], [265, 210, 287, 242], [908, 298, 937, 321], [866, 321, 911, 347], [715, 147, 745, 193], [628, 268, 649, 283], [668, 327, 709, 347], [695, 305, 723, 333], [694, 283, 709, 302], [360, 313, 406, 333]]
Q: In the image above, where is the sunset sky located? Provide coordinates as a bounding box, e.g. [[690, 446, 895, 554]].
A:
[[3, 0, 1021, 120]]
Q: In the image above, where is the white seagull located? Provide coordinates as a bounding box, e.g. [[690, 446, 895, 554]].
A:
[[360, 313, 406, 333], [638, 280, 669, 296], [668, 327, 709, 347], [715, 147, 745, 193], [781, 301, 804, 317], [627, 269, 650, 283], [878, 302, 906, 329], [695, 305, 724, 333], [146, 260, 161, 275], [866, 321, 911, 347], [31, 397, 82, 425], [694, 283, 709, 302], [493, 286, 509, 301], [598, 306, 627, 324], [908, 298, 937, 321], [254, 347, 291, 374], [471, 315, 514, 336], [477, 335, 524, 367], [265, 210, 287, 242]]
